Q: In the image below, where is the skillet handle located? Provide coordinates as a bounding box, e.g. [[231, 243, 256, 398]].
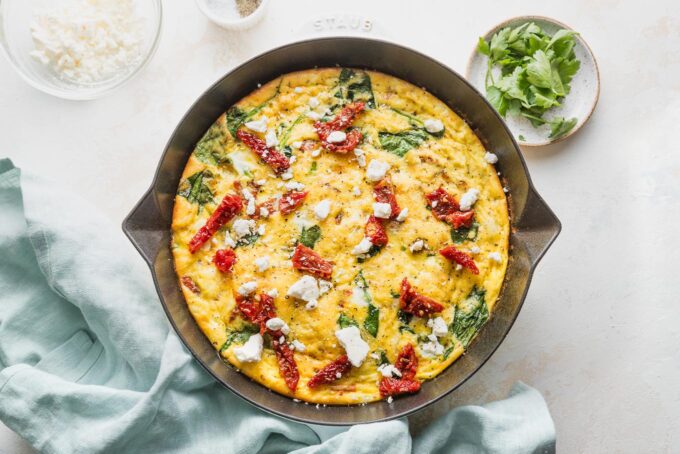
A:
[[122, 190, 165, 266], [514, 188, 562, 265]]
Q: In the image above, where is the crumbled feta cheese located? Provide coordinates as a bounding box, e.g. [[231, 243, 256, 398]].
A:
[[366, 160, 390, 182], [259, 207, 270, 218], [387, 396, 394, 404], [285, 181, 305, 191], [254, 256, 270, 272], [311, 148, 321, 158], [267, 288, 279, 298], [410, 239, 425, 253], [294, 87, 303, 93], [470, 246, 481, 254], [424, 118, 444, 133], [427, 317, 448, 337], [314, 200, 331, 220], [352, 237, 373, 255], [255, 179, 266, 186], [291, 339, 306, 352], [503, 187, 510, 193], [318, 279, 333, 295], [306, 111, 322, 120], [287, 275, 319, 305], [459, 188, 480, 211], [242, 189, 256, 215], [488, 252, 502, 263], [396, 208, 408, 222], [352, 186, 361, 196], [224, 231, 236, 248], [352, 286, 368, 307], [327, 131, 347, 143], [420, 337, 445, 358], [335, 326, 369, 367], [308, 97, 320, 108], [281, 171, 293, 181], [377, 364, 403, 378], [257, 224, 266, 236], [233, 334, 263, 362], [354, 148, 367, 167], [279, 335, 285, 344], [265, 317, 290, 335], [455, 264, 463, 271], [484, 152, 499, 164], [233, 219, 256, 239], [245, 117, 267, 133], [305, 300, 318, 310], [237, 281, 258, 296], [265, 129, 278, 148], [292, 141, 302, 149], [373, 202, 392, 219], [336, 372, 342, 379], [289, 155, 297, 164]]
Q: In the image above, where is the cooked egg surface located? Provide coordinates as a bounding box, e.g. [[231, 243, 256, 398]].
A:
[[171, 68, 509, 405]]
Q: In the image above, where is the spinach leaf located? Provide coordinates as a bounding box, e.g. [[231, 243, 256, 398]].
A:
[[219, 324, 259, 353], [194, 123, 231, 166], [390, 108, 444, 138], [178, 170, 214, 206], [226, 81, 282, 138], [450, 286, 489, 348], [378, 128, 429, 157], [451, 222, 479, 244], [299, 225, 321, 249], [443, 345, 455, 360], [278, 114, 304, 148], [337, 313, 359, 328], [335, 68, 376, 108], [364, 303, 379, 337], [374, 350, 390, 366], [308, 161, 318, 174], [397, 309, 414, 334]]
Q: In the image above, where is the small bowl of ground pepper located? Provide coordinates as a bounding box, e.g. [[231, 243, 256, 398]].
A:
[[195, 0, 270, 30]]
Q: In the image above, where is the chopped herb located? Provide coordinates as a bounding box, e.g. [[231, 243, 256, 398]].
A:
[[357, 244, 382, 262], [309, 161, 318, 174], [299, 225, 321, 249], [399, 324, 415, 334], [337, 313, 359, 328], [219, 324, 259, 353], [194, 123, 231, 166], [279, 114, 305, 148], [390, 290, 401, 299], [178, 170, 214, 207], [478, 22, 580, 139], [236, 233, 260, 247], [518, 134, 526, 141], [450, 286, 489, 348], [443, 345, 455, 360], [390, 107, 444, 138], [378, 128, 429, 157], [335, 68, 376, 108], [374, 350, 390, 366], [451, 222, 479, 244], [397, 309, 414, 334]]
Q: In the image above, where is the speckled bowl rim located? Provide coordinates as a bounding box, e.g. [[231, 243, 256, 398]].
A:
[[465, 15, 601, 147]]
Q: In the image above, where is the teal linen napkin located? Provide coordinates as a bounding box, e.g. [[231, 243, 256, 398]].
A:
[[0, 159, 555, 454]]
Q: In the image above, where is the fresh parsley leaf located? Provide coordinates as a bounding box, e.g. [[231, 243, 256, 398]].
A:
[[378, 128, 429, 157], [477, 36, 490, 56], [178, 170, 214, 207], [548, 116, 578, 139], [337, 313, 359, 329], [450, 286, 489, 348], [299, 225, 321, 249]]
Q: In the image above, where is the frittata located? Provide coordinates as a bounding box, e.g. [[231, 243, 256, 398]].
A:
[[171, 68, 509, 405]]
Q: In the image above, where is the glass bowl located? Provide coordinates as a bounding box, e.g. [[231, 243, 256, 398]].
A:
[[0, 0, 162, 100]]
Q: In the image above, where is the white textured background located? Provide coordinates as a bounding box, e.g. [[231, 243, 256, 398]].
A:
[[1, 1, 679, 452]]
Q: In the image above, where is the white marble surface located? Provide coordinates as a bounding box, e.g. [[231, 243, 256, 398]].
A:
[[1, 1, 679, 452]]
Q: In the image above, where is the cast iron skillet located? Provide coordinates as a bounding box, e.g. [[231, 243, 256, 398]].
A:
[[122, 37, 561, 425]]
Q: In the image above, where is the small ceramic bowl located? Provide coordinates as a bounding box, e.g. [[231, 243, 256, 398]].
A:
[[466, 15, 600, 147], [195, 0, 270, 31]]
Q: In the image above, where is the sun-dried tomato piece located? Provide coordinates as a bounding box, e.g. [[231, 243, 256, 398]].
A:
[[373, 179, 401, 220], [394, 344, 418, 381], [300, 140, 318, 152], [279, 191, 308, 215], [400, 278, 444, 317], [439, 245, 479, 274], [365, 215, 388, 247], [189, 193, 243, 253], [236, 129, 290, 175], [291, 244, 333, 279], [250, 197, 278, 219], [447, 210, 475, 229], [379, 377, 421, 398], [236, 292, 277, 334], [181, 276, 200, 294], [314, 102, 365, 153], [425, 187, 475, 228], [273, 337, 299, 391], [307, 355, 353, 388], [213, 249, 237, 273]]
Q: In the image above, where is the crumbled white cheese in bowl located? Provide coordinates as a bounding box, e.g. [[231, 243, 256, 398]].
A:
[[4, 0, 161, 99]]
